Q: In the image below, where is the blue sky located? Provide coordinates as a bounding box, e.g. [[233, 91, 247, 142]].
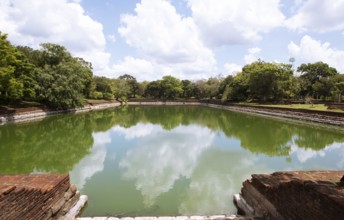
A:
[[1, 0, 344, 81]]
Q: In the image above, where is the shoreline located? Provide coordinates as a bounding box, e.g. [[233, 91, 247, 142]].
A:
[[128, 101, 344, 127], [1, 100, 343, 127], [0, 102, 121, 125]]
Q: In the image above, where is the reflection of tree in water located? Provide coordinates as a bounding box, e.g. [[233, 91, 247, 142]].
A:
[[112, 106, 224, 131], [217, 112, 294, 156], [111, 106, 344, 156], [0, 114, 94, 174], [293, 127, 344, 150], [1, 106, 343, 174]]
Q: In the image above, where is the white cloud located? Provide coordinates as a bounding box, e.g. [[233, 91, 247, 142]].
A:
[[107, 34, 116, 43], [187, 0, 285, 46], [111, 56, 156, 81], [118, 0, 216, 79], [244, 47, 262, 64], [110, 55, 214, 81], [0, 0, 111, 74], [224, 63, 242, 75], [286, 0, 344, 32], [288, 35, 344, 72]]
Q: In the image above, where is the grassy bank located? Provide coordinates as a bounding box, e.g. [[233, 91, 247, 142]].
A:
[[239, 103, 344, 112]]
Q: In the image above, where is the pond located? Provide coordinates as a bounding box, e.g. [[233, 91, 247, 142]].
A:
[[1, 105, 344, 217]]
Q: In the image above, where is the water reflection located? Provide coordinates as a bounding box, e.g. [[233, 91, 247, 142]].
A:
[[70, 132, 109, 190], [179, 149, 270, 215], [119, 125, 214, 207], [0, 114, 93, 174], [1, 106, 344, 216], [290, 141, 343, 164], [110, 106, 344, 156]]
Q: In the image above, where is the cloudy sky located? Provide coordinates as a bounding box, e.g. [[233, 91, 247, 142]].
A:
[[1, 0, 344, 81]]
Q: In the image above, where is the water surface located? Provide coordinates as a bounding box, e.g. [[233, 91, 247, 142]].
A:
[[1, 106, 344, 216]]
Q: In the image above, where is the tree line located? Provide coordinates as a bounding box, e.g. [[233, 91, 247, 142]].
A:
[[1, 32, 344, 109]]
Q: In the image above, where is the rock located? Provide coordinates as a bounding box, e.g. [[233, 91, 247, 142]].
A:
[[62, 194, 88, 220], [238, 171, 344, 220], [64, 185, 77, 201], [0, 174, 86, 220]]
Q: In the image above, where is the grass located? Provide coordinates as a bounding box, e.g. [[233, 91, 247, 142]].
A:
[[239, 103, 344, 112]]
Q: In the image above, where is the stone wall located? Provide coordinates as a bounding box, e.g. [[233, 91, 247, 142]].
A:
[[0, 174, 86, 220], [0, 102, 121, 124], [235, 171, 344, 220]]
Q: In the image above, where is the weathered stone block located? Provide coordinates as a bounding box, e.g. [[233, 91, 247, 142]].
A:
[[238, 171, 344, 220]]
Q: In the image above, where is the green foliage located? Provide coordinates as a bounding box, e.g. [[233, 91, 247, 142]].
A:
[[181, 80, 195, 98], [221, 85, 230, 103], [118, 74, 139, 98], [34, 44, 93, 109], [103, 92, 114, 100], [1, 34, 93, 108], [193, 80, 207, 99], [92, 76, 113, 96], [297, 62, 338, 98], [92, 91, 103, 99], [2, 31, 344, 107], [218, 75, 233, 98], [159, 75, 183, 99], [190, 78, 221, 99], [112, 78, 131, 100], [0, 32, 34, 101], [225, 72, 249, 101], [243, 61, 293, 101], [144, 80, 162, 98], [204, 77, 220, 99], [144, 76, 183, 99], [332, 74, 344, 103]]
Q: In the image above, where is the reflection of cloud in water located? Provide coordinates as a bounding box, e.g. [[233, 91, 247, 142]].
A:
[[290, 141, 343, 164], [70, 132, 110, 190], [179, 152, 270, 215], [337, 147, 344, 169], [112, 123, 157, 139], [119, 125, 215, 207]]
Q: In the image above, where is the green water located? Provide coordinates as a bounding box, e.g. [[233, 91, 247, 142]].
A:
[[1, 106, 344, 216]]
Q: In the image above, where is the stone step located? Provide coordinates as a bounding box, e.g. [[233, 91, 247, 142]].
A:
[[76, 215, 257, 220]]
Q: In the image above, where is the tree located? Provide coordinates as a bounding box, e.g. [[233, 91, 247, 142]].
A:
[[118, 74, 139, 98], [0, 32, 35, 101], [331, 74, 344, 103], [297, 62, 338, 99], [204, 77, 220, 99], [112, 78, 131, 100], [243, 61, 293, 101], [35, 43, 93, 108], [144, 80, 161, 98], [90, 76, 114, 100], [225, 72, 249, 101], [193, 80, 206, 99], [159, 76, 183, 99], [181, 80, 195, 98], [137, 81, 148, 97], [218, 75, 233, 98]]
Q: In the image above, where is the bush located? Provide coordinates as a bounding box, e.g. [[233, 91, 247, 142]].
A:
[[103, 92, 114, 100], [90, 91, 103, 99]]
